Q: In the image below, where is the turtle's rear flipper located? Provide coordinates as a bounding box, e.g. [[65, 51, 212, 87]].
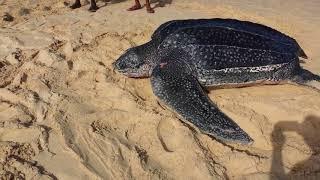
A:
[[151, 61, 253, 144], [291, 69, 320, 91]]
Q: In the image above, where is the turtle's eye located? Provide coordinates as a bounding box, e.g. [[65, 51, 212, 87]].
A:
[[115, 61, 126, 69]]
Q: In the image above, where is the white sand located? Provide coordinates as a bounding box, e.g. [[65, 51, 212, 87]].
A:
[[1, 0, 320, 179]]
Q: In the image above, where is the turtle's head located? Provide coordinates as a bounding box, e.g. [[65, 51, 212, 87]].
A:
[[113, 42, 157, 78]]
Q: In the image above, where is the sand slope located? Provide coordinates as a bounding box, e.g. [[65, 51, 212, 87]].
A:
[[1, 0, 320, 179]]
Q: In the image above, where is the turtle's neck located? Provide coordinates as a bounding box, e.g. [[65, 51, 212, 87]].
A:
[[136, 39, 160, 67]]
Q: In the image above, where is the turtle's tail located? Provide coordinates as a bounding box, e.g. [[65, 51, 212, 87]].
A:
[[298, 47, 308, 59], [295, 39, 308, 59], [291, 69, 320, 91]]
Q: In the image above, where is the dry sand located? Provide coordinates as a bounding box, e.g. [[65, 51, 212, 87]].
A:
[[1, 0, 320, 179]]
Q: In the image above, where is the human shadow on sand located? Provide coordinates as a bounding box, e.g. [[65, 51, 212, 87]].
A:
[[68, 0, 126, 11], [102, 0, 172, 10], [99, 0, 127, 9], [150, 0, 173, 9], [270, 115, 320, 180]]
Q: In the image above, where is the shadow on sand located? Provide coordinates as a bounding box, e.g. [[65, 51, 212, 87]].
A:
[[99, 0, 172, 10], [98, 0, 127, 8], [270, 115, 320, 180], [151, 0, 173, 9]]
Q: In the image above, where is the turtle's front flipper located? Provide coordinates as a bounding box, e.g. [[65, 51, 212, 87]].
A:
[[151, 61, 253, 144], [291, 69, 320, 91]]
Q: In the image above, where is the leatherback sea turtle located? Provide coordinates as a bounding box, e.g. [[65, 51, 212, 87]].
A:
[[113, 18, 319, 144]]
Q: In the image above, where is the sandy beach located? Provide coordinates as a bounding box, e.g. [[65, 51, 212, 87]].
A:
[[1, 0, 320, 179]]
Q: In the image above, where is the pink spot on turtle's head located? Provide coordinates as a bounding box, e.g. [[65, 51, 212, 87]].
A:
[[159, 62, 168, 68]]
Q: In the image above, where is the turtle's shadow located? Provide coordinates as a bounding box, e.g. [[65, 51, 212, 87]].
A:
[[270, 115, 320, 180]]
